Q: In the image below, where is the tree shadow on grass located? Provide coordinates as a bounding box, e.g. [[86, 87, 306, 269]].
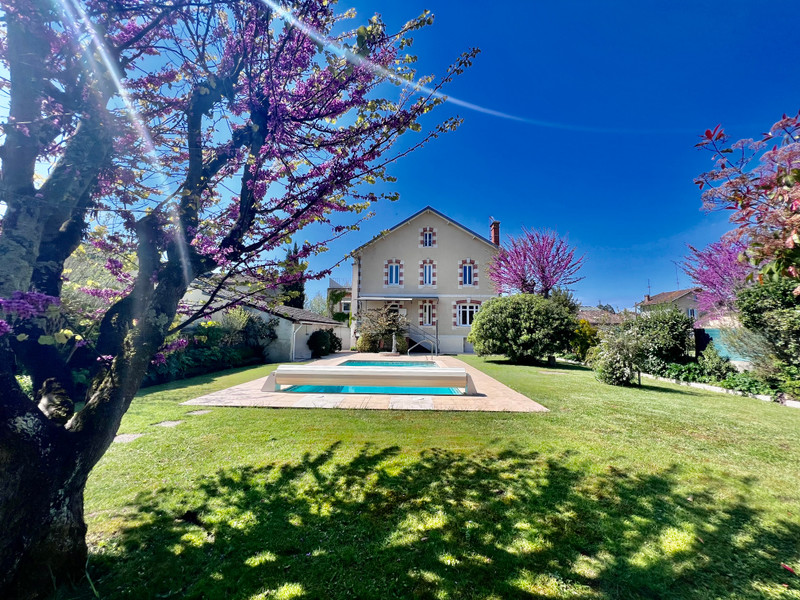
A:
[[74, 446, 800, 599]]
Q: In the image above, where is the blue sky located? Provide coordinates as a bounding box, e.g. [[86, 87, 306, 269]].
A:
[[305, 0, 800, 310]]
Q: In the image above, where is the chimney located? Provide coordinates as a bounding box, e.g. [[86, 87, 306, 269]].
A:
[[490, 220, 501, 245], [645, 294, 651, 302]]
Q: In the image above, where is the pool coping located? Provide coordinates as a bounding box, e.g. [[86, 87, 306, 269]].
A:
[[182, 352, 549, 413]]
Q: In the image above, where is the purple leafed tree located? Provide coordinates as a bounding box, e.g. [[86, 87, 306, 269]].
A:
[[682, 238, 754, 314], [0, 1, 471, 596], [488, 228, 585, 298]]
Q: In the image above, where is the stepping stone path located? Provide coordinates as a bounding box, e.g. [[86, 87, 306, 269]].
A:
[[112, 410, 211, 443], [113, 433, 144, 443]]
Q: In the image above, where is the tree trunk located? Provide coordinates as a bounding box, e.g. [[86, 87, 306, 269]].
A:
[[0, 410, 89, 599], [3, 481, 88, 600]]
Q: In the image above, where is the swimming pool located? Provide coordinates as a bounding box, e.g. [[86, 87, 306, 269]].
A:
[[339, 360, 438, 368], [280, 360, 463, 395], [282, 384, 462, 395]]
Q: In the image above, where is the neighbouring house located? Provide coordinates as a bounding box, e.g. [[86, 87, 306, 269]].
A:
[[635, 287, 702, 319], [326, 278, 352, 322], [577, 307, 626, 327], [349, 206, 501, 354]]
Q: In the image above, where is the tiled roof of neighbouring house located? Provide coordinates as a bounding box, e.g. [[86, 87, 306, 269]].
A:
[[635, 287, 701, 307], [577, 309, 626, 325], [267, 305, 341, 325]]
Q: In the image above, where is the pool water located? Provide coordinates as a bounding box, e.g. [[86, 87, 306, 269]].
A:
[[280, 359, 461, 395], [283, 385, 461, 395], [339, 360, 438, 368]]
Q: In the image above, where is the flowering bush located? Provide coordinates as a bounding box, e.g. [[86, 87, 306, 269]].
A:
[[593, 328, 643, 386]]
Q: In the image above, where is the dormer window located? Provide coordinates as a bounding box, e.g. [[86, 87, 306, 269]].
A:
[[419, 227, 436, 248]]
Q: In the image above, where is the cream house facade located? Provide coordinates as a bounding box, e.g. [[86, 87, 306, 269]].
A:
[[635, 287, 702, 320], [350, 206, 500, 354]]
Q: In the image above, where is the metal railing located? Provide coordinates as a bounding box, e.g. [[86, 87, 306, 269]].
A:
[[406, 321, 439, 356]]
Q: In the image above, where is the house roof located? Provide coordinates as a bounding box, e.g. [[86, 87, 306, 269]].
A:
[[266, 305, 341, 325], [635, 287, 701, 307], [351, 206, 498, 256], [577, 309, 625, 325]]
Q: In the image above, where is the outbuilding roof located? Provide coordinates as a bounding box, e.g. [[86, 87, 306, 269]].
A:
[[267, 305, 341, 325]]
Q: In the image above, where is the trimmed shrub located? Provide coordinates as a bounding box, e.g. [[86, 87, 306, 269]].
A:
[[355, 334, 374, 352], [307, 329, 332, 358], [327, 328, 343, 353], [698, 342, 736, 381], [468, 294, 577, 363], [632, 307, 694, 366]]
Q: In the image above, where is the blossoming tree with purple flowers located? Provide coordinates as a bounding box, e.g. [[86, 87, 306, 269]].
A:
[[488, 228, 585, 298], [695, 119, 800, 295], [682, 238, 754, 315], [0, 1, 470, 595]]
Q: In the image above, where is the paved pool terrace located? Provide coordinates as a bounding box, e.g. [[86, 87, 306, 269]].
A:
[[183, 353, 548, 413]]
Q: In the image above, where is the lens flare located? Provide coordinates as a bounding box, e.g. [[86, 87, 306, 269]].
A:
[[56, 0, 194, 288], [260, 0, 695, 135]]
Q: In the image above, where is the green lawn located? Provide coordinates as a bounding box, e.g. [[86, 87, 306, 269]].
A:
[[71, 357, 800, 599]]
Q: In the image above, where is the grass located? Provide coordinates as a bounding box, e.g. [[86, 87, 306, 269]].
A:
[[66, 357, 800, 599]]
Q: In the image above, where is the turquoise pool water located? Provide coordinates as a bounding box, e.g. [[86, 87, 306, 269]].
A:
[[283, 384, 461, 395], [281, 385, 463, 396], [702, 329, 749, 362], [340, 360, 438, 368], [280, 359, 460, 394]]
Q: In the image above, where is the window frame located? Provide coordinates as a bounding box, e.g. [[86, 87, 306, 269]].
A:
[[457, 303, 480, 327], [422, 303, 433, 326], [422, 263, 433, 286], [462, 264, 474, 286], [388, 263, 400, 286]]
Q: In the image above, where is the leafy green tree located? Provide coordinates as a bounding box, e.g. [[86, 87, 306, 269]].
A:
[[468, 295, 577, 363], [305, 292, 328, 316], [736, 279, 800, 369], [633, 307, 694, 373], [358, 305, 408, 351], [281, 243, 307, 309]]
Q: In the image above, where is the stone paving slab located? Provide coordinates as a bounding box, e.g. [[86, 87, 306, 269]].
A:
[[292, 395, 343, 409], [114, 433, 144, 443], [185, 410, 212, 416], [182, 353, 548, 413], [389, 396, 434, 410], [154, 420, 183, 427]]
